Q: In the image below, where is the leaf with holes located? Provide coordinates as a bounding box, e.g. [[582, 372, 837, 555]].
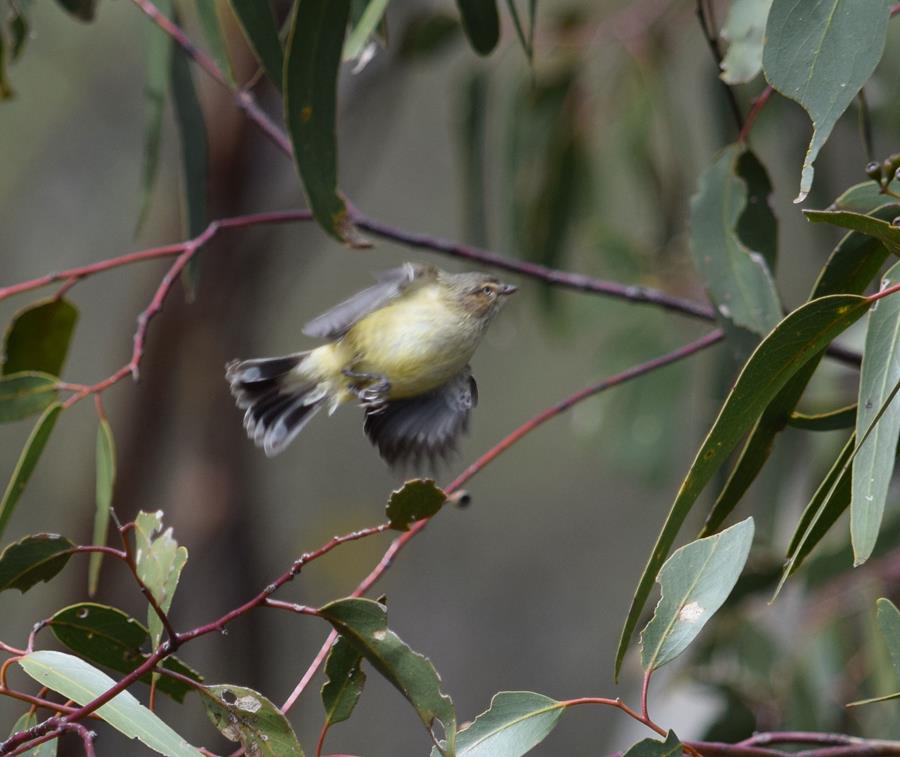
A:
[[134, 511, 188, 648], [322, 635, 365, 729], [720, 0, 773, 84], [387, 479, 446, 531], [641, 518, 754, 672], [3, 298, 78, 377], [762, 0, 893, 202], [0, 533, 74, 593], [624, 730, 682, 757], [88, 418, 116, 596], [18, 651, 201, 756], [200, 684, 305, 756]]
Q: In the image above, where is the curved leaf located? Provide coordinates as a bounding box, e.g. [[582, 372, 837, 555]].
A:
[[805, 209, 900, 255], [387, 479, 446, 531], [624, 731, 682, 757], [228, 0, 284, 87], [344, 0, 390, 62], [196, 0, 234, 84], [3, 298, 78, 377], [0, 533, 74, 593], [321, 635, 365, 728], [88, 418, 116, 596], [762, 0, 893, 202], [18, 651, 201, 756], [720, 0, 773, 84], [134, 511, 188, 649], [456, 0, 499, 55], [788, 404, 856, 431], [0, 373, 58, 423]]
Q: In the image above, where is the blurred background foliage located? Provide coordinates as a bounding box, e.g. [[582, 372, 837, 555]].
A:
[[1, 0, 900, 753]]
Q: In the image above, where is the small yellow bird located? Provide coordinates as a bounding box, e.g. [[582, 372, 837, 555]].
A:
[[226, 263, 517, 466]]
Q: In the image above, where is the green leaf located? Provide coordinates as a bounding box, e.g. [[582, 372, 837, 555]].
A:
[[805, 209, 900, 255], [18, 651, 201, 756], [88, 418, 116, 596], [8, 712, 57, 756], [3, 298, 78, 377], [49, 602, 201, 703], [456, 0, 499, 55], [640, 518, 754, 672], [720, 0, 773, 84], [344, 0, 390, 62], [616, 294, 870, 679], [321, 635, 365, 728], [762, 0, 893, 202], [834, 180, 900, 213], [227, 0, 284, 88], [788, 404, 856, 431], [199, 684, 305, 756], [134, 511, 188, 648], [689, 144, 781, 336], [387, 479, 446, 531], [852, 262, 900, 564], [431, 692, 564, 757], [318, 598, 456, 743], [848, 598, 900, 706], [8, 1, 31, 61], [284, 0, 367, 247], [0, 29, 11, 101], [398, 12, 461, 61], [504, 0, 532, 62], [623, 730, 682, 757], [460, 70, 489, 248], [0, 403, 63, 540], [53, 0, 96, 22], [0, 533, 74, 593], [195, 0, 234, 84], [0, 373, 58, 423]]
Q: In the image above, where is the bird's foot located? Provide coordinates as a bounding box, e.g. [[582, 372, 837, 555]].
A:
[[343, 369, 391, 411]]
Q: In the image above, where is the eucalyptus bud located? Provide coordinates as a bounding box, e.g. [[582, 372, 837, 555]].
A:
[[866, 161, 884, 183]]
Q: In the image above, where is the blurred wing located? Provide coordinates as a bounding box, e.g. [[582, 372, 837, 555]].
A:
[[364, 369, 478, 468], [302, 262, 436, 340]]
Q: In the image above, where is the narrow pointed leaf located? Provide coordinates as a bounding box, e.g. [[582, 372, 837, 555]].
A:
[[504, 0, 532, 62], [0, 403, 63, 540], [284, 0, 367, 247], [616, 295, 870, 678], [321, 635, 365, 728], [431, 691, 563, 757], [8, 712, 57, 756], [227, 0, 283, 87], [0, 31, 12, 100], [88, 418, 116, 596], [387, 479, 446, 531], [49, 602, 201, 702], [456, 0, 499, 55], [195, 0, 234, 84], [199, 684, 305, 756], [134, 511, 188, 648], [3, 298, 78, 377], [641, 519, 754, 672], [719, 0, 772, 84], [9, 2, 30, 61], [0, 373, 58, 423], [805, 209, 900, 255], [318, 598, 456, 741], [624, 731, 682, 757], [0, 533, 74, 593], [19, 651, 201, 756], [762, 0, 893, 202], [344, 0, 390, 62], [788, 405, 856, 431], [852, 262, 900, 564]]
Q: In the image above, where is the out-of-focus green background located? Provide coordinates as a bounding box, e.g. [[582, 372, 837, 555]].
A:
[[2, 0, 900, 753]]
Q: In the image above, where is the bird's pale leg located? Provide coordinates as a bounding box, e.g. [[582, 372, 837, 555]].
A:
[[342, 369, 391, 411]]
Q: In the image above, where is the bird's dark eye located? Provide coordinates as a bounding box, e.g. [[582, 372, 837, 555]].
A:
[[481, 286, 496, 297]]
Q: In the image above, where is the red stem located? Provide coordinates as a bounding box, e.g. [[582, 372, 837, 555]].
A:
[[641, 668, 652, 722], [738, 85, 774, 143]]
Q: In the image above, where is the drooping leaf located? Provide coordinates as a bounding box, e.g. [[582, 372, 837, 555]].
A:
[[9, 2, 30, 61], [227, 0, 284, 87], [134, 511, 188, 648], [318, 598, 456, 744], [719, 0, 773, 84], [762, 0, 893, 202], [49, 603, 202, 703], [623, 730, 682, 757], [284, 0, 367, 247], [53, 0, 97, 22], [387, 479, 446, 531], [0, 403, 63, 540], [3, 298, 78, 377], [18, 651, 201, 757], [0, 533, 74, 593], [195, 0, 234, 84], [852, 262, 900, 564], [788, 405, 856, 431], [848, 598, 900, 706], [8, 712, 58, 756], [689, 144, 781, 336], [805, 209, 900, 255], [641, 518, 755, 672], [344, 0, 390, 63], [199, 684, 305, 756], [88, 418, 116, 596], [431, 692, 564, 757], [504, 0, 532, 62], [456, 0, 499, 55], [0, 373, 58, 423], [616, 295, 870, 679], [321, 635, 366, 728]]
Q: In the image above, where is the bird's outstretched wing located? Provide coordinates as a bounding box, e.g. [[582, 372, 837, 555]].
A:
[[363, 369, 478, 468], [302, 262, 436, 340]]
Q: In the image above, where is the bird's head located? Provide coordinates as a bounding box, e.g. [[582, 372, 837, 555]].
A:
[[441, 271, 518, 323]]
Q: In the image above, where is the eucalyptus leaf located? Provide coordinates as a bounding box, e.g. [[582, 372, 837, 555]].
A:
[[805, 209, 900, 255], [0, 533, 74, 593], [321, 635, 365, 728], [7, 712, 57, 756], [53, 0, 96, 22], [624, 730, 682, 757], [227, 0, 283, 88], [195, 0, 234, 84], [88, 418, 116, 596], [134, 511, 188, 648], [848, 598, 900, 706], [788, 405, 856, 431], [344, 0, 390, 62], [720, 0, 773, 84], [3, 298, 78, 377], [0, 373, 58, 423], [456, 0, 499, 55], [387, 479, 446, 531]]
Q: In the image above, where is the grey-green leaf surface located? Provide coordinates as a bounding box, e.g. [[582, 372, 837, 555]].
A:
[[0, 373, 58, 423], [3, 298, 78, 376], [387, 479, 446, 531], [641, 518, 754, 672], [456, 0, 499, 55], [284, 0, 367, 247], [88, 418, 116, 596], [49, 602, 201, 703], [720, 0, 773, 84], [0, 533, 74, 593], [431, 691, 563, 757], [200, 684, 305, 756], [0, 403, 62, 540], [134, 511, 188, 648], [616, 294, 870, 679], [228, 0, 283, 87], [8, 712, 57, 756], [805, 209, 900, 255], [318, 598, 456, 742], [344, 0, 390, 62], [852, 262, 900, 564], [18, 651, 201, 756], [762, 0, 893, 202], [321, 635, 365, 728], [835, 180, 900, 213], [848, 598, 900, 706], [623, 730, 682, 757], [689, 144, 781, 336], [195, 0, 234, 84]]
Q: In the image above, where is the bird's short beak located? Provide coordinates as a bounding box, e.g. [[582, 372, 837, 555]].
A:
[[501, 284, 518, 296]]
